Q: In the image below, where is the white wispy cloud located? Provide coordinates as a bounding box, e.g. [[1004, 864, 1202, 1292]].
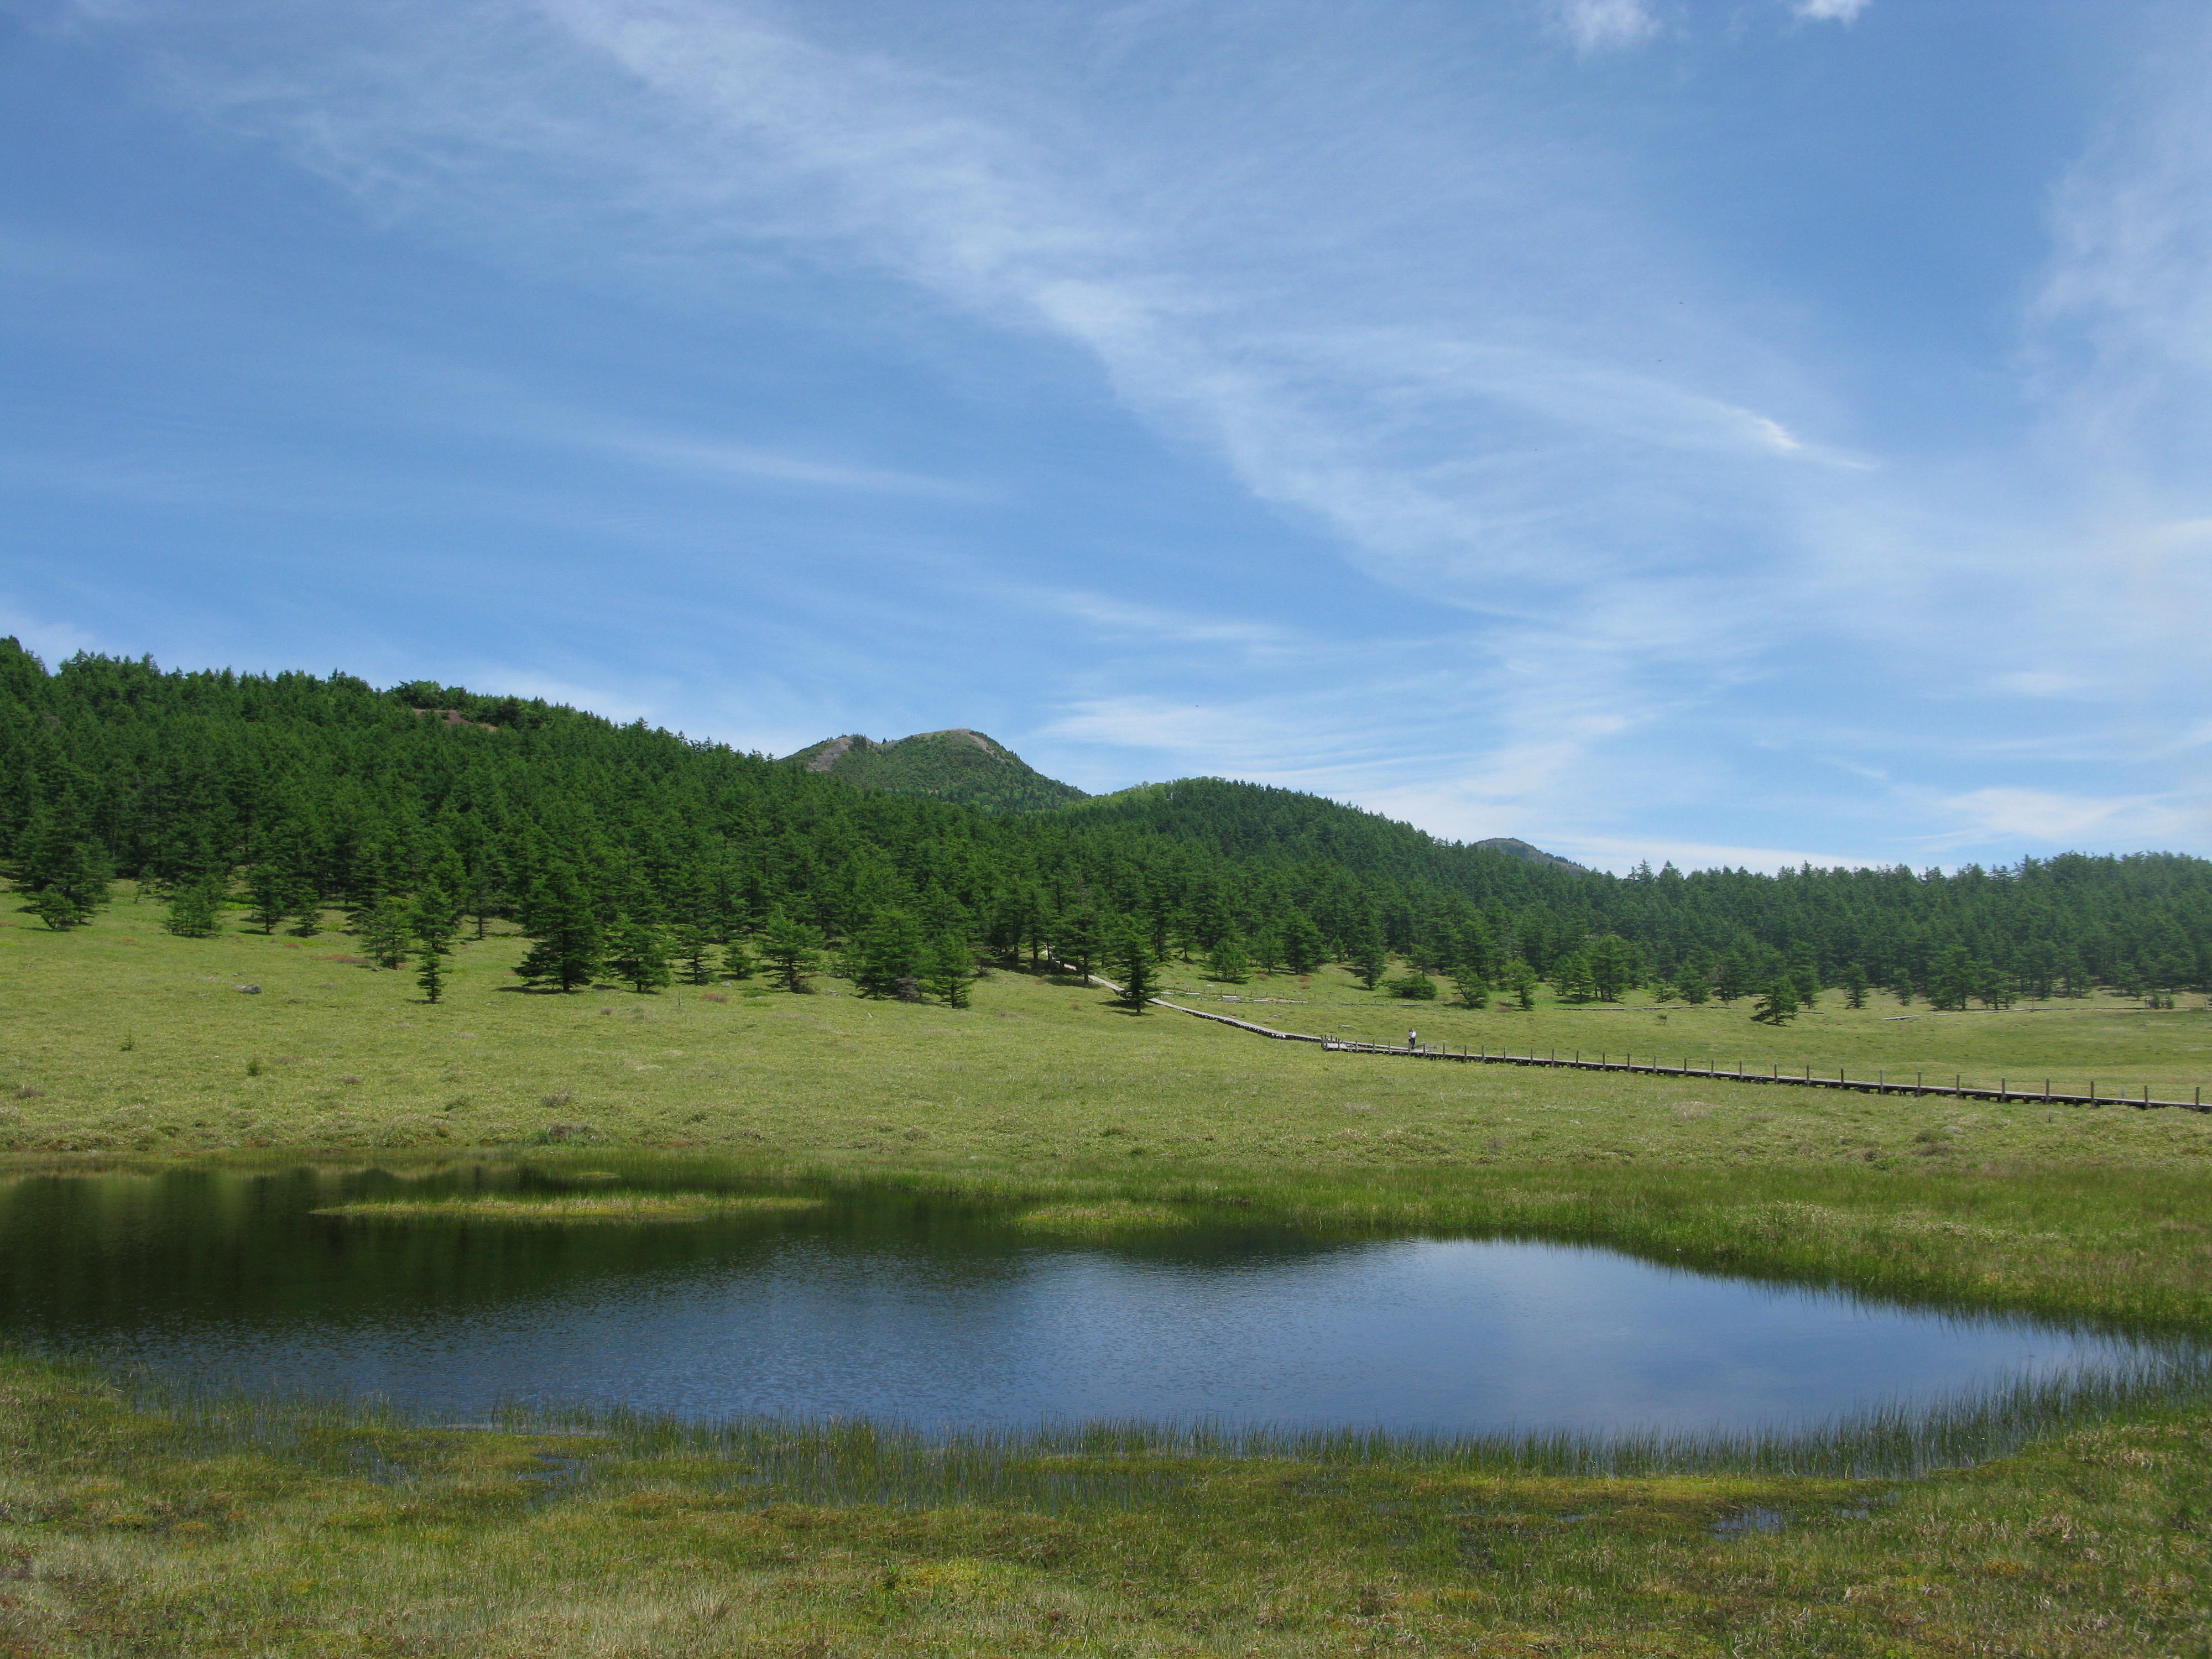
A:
[[594, 430, 987, 500], [1937, 787, 2207, 848], [1792, 0, 1870, 22], [1554, 0, 1660, 53], [0, 601, 102, 664], [1021, 591, 1301, 655], [2034, 23, 2212, 469]]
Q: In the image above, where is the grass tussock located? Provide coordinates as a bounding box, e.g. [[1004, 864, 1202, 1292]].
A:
[[311, 1193, 825, 1224], [1010, 1200, 1193, 1236]]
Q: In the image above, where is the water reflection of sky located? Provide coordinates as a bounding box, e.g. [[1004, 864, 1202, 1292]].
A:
[[42, 1232, 2150, 1435]]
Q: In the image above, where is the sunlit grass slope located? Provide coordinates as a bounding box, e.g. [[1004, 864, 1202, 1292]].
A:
[[5, 888, 2210, 1166]]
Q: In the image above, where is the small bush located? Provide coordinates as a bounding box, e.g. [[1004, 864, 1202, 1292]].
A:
[[540, 1089, 577, 1110]]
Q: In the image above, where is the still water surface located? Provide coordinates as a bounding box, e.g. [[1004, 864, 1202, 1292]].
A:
[[0, 1161, 2174, 1436]]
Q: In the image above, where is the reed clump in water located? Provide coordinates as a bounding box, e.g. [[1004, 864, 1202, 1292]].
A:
[[311, 1193, 825, 1223]]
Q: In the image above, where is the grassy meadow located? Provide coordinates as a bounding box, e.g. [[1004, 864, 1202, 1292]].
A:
[[6, 888, 2212, 1653]]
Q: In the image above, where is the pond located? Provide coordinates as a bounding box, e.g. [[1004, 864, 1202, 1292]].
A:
[[0, 1161, 2191, 1443]]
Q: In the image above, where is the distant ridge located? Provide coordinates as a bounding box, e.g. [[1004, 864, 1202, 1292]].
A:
[[1471, 837, 1588, 873], [1057, 779, 1590, 885], [780, 728, 1088, 813]]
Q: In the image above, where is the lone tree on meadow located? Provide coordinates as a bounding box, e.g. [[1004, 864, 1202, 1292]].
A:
[[1110, 923, 1156, 1010], [163, 875, 225, 938], [411, 881, 460, 1003], [1751, 979, 1800, 1025]]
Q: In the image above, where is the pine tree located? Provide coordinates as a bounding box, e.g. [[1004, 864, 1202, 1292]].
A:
[[244, 863, 296, 935], [847, 910, 924, 998], [606, 914, 672, 994], [1109, 922, 1156, 1010], [163, 875, 225, 938], [1352, 926, 1389, 989], [1588, 936, 1639, 1001], [1387, 969, 1439, 1000], [721, 937, 757, 981], [13, 805, 111, 923], [33, 888, 81, 930], [513, 869, 602, 993], [921, 935, 974, 1007], [1280, 913, 1326, 975], [1204, 935, 1249, 984], [1842, 962, 1869, 1010], [411, 881, 460, 1004], [1974, 962, 2016, 1010], [1790, 948, 1821, 1009], [1500, 959, 1538, 1009], [1452, 968, 1491, 1009], [1552, 950, 1597, 1003], [1751, 979, 1800, 1024], [670, 920, 715, 986], [1715, 953, 1753, 1003], [1248, 925, 1282, 977], [361, 895, 413, 970], [1929, 945, 1976, 1012], [1057, 905, 1104, 979], [760, 910, 825, 993]]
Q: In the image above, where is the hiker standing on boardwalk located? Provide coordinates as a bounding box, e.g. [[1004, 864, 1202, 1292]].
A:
[[1408, 1029, 1418, 1051]]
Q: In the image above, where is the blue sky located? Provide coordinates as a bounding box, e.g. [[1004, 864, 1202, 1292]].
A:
[[4, 0, 2209, 872]]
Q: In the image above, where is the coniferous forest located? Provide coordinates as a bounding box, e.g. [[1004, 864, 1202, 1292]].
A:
[[4, 640, 2209, 1009]]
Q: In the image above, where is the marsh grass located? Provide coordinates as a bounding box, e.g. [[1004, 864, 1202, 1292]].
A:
[[5, 1352, 2211, 1656], [311, 1193, 826, 1223], [1009, 1200, 1192, 1237]]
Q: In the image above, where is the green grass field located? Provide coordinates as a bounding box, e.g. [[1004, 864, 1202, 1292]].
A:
[[6, 890, 2212, 1654]]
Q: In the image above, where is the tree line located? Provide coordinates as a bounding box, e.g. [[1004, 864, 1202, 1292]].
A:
[[4, 641, 2210, 1013]]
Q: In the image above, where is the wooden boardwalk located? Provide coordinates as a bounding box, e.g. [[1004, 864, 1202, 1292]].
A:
[[1079, 973, 2211, 1112]]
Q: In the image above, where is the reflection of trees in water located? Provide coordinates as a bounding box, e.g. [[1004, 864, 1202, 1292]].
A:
[[0, 1165, 1357, 1343]]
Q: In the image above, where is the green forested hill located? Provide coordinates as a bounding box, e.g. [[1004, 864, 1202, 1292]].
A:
[[782, 729, 1086, 813], [3, 640, 2208, 1001]]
